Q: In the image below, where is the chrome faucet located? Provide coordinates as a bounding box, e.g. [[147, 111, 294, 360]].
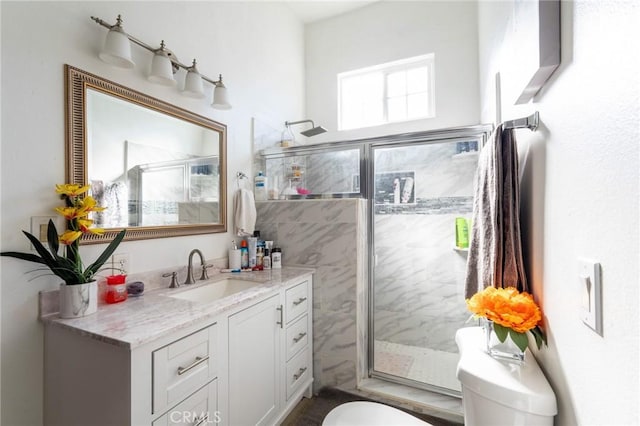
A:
[[184, 249, 208, 285]]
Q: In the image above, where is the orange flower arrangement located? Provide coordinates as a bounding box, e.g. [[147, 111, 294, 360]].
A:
[[466, 286, 547, 352]]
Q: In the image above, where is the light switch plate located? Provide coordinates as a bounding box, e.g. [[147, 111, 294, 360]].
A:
[[579, 258, 602, 336]]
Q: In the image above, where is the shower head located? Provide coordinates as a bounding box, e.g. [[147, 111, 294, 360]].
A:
[[300, 125, 328, 137], [285, 119, 328, 138]]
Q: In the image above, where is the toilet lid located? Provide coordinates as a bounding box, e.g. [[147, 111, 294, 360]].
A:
[[322, 401, 432, 426]]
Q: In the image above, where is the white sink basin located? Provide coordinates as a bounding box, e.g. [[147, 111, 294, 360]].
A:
[[168, 279, 261, 304]]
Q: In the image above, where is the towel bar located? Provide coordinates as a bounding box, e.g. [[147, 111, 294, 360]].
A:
[[503, 111, 539, 131]]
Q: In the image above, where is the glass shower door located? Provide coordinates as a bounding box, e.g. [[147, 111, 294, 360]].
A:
[[370, 136, 481, 394]]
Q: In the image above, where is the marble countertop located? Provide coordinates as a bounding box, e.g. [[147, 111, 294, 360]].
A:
[[41, 267, 314, 349]]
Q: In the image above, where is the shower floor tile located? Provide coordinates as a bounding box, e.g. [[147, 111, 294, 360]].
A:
[[374, 340, 462, 392]]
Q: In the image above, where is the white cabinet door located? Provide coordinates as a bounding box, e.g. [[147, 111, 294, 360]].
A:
[[228, 294, 281, 426]]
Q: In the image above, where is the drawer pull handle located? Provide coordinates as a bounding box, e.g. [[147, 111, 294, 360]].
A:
[[293, 332, 307, 343], [293, 366, 307, 380], [276, 305, 283, 328], [193, 414, 209, 426], [177, 356, 209, 376], [194, 414, 209, 426], [293, 297, 307, 306]]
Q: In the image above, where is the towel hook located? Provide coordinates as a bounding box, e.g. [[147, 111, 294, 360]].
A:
[[236, 171, 248, 190]]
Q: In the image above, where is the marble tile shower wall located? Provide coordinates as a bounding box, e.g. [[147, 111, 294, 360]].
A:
[[374, 213, 470, 353], [373, 142, 477, 354], [302, 149, 360, 194], [255, 199, 367, 392]]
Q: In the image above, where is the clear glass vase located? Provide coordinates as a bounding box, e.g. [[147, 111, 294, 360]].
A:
[[483, 320, 525, 364]]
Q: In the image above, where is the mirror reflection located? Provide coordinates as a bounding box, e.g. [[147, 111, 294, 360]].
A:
[[65, 65, 227, 243], [87, 89, 220, 227]]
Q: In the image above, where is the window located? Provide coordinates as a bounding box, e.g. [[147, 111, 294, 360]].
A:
[[338, 54, 435, 130]]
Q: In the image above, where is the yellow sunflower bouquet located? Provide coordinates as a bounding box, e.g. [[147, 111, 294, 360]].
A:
[[466, 286, 547, 352], [1, 184, 126, 285]]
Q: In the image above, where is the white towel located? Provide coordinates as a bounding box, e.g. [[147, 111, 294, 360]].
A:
[[233, 188, 257, 236], [464, 125, 528, 299]]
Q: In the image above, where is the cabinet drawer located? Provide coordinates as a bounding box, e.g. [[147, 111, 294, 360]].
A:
[[153, 324, 218, 415], [285, 314, 308, 361], [153, 379, 218, 426], [285, 281, 309, 323], [285, 348, 311, 400]]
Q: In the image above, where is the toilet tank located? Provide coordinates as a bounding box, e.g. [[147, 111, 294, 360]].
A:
[[455, 327, 557, 426]]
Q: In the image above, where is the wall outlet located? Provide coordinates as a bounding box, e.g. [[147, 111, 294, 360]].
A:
[[112, 253, 130, 275]]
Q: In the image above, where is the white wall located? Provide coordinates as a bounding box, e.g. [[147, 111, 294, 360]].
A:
[[0, 2, 304, 425], [478, 1, 639, 424], [304, 1, 480, 143]]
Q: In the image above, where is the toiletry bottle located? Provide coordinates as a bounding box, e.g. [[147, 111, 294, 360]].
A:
[[255, 234, 265, 270], [268, 175, 280, 200], [255, 172, 268, 201], [229, 240, 241, 270], [455, 217, 469, 249], [263, 241, 273, 270], [393, 178, 400, 204], [401, 177, 414, 203], [247, 236, 258, 268], [271, 247, 282, 269], [256, 246, 264, 270], [240, 239, 249, 269]]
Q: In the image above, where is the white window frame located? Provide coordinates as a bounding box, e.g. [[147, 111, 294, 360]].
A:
[[338, 54, 435, 131]]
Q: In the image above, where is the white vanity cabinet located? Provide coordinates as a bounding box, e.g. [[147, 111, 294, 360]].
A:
[[44, 320, 221, 426], [226, 278, 314, 426], [228, 294, 281, 425], [281, 280, 312, 404], [43, 270, 313, 426]]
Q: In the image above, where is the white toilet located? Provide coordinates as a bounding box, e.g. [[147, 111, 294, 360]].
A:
[[455, 327, 558, 425], [322, 401, 432, 426]]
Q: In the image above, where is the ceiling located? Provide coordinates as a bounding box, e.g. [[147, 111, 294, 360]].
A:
[[285, 1, 379, 24]]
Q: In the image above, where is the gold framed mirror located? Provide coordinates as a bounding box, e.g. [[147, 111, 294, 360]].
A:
[[65, 65, 227, 244]]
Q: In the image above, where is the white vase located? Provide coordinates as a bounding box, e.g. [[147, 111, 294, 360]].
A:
[[59, 281, 98, 319]]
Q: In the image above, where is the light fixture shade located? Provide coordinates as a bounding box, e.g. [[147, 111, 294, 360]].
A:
[[148, 51, 176, 86], [99, 27, 134, 69], [212, 85, 232, 110], [182, 64, 205, 99]]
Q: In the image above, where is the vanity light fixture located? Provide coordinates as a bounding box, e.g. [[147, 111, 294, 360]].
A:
[[211, 75, 231, 110], [182, 59, 205, 99], [91, 14, 232, 110], [148, 40, 176, 86], [98, 15, 134, 69]]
